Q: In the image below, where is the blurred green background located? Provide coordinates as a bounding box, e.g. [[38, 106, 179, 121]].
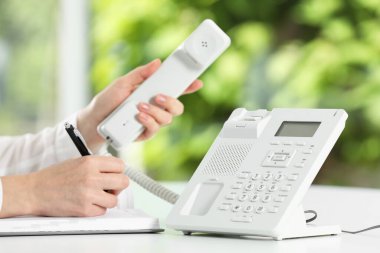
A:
[[90, 0, 380, 186], [1, 0, 380, 186]]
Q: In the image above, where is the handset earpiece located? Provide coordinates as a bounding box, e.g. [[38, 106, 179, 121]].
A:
[[183, 19, 230, 67]]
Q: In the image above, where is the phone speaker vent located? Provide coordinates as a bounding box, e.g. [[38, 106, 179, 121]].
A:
[[202, 143, 252, 176]]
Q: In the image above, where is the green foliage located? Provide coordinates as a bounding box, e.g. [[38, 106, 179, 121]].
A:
[[91, 0, 380, 185]]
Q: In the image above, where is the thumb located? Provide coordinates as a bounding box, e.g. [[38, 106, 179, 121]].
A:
[[124, 58, 161, 86]]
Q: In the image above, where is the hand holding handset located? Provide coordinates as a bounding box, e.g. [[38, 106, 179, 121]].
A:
[[97, 19, 231, 149]]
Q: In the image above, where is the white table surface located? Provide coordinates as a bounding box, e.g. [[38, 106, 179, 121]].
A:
[[1, 182, 379, 253]]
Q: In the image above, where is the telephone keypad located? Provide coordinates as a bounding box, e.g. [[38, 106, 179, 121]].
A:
[[225, 171, 300, 223]]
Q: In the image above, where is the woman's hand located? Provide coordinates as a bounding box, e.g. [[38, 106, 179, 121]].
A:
[[0, 156, 129, 218], [77, 59, 203, 152]]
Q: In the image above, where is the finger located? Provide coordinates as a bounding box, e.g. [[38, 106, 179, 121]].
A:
[[81, 156, 125, 173], [136, 112, 160, 140], [183, 80, 203, 95], [92, 191, 118, 209], [91, 205, 107, 216], [154, 95, 184, 116], [99, 174, 129, 191], [79, 204, 107, 217], [122, 59, 161, 87], [137, 102, 173, 126]]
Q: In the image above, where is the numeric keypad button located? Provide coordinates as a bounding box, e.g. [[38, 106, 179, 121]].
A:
[[249, 193, 260, 202], [256, 183, 266, 191], [274, 174, 284, 181], [232, 204, 242, 212], [263, 173, 273, 181], [262, 194, 272, 203], [268, 184, 278, 192], [255, 206, 265, 214], [245, 183, 255, 191], [251, 173, 261, 180], [243, 205, 254, 213], [238, 194, 248, 202]]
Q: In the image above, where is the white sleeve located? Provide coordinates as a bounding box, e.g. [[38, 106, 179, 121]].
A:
[[0, 115, 83, 212], [0, 114, 81, 176]]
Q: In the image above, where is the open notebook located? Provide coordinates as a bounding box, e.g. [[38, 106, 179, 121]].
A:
[[0, 208, 163, 236]]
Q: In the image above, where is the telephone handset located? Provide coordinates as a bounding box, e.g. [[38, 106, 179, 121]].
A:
[[98, 19, 230, 149], [166, 108, 348, 240]]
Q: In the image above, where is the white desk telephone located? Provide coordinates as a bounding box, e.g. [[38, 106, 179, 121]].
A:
[[166, 108, 347, 240], [95, 19, 348, 240]]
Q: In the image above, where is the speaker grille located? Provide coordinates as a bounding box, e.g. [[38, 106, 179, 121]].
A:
[[201, 143, 253, 176]]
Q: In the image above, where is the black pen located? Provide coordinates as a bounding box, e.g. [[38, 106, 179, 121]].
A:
[[64, 122, 92, 156]]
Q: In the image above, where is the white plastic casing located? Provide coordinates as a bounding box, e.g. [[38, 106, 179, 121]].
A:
[[166, 108, 347, 240], [98, 19, 231, 149]]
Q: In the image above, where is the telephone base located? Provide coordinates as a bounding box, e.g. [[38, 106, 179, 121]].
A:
[[273, 224, 341, 241], [272, 205, 341, 240]]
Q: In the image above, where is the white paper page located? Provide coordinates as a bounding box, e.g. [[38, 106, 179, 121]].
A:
[[0, 208, 160, 233]]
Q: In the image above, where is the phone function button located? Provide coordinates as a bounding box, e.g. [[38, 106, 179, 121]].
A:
[[238, 194, 249, 202], [262, 194, 272, 203], [295, 163, 305, 168], [255, 206, 265, 214], [268, 206, 279, 213], [302, 149, 313, 154], [274, 196, 285, 203], [232, 204, 242, 212], [280, 185, 292, 192], [219, 203, 231, 211], [249, 193, 260, 202], [251, 173, 261, 180], [231, 183, 243, 189], [262, 150, 296, 168], [231, 216, 252, 223], [225, 193, 237, 200], [237, 172, 249, 179], [245, 183, 255, 191], [271, 155, 287, 161], [243, 205, 254, 213], [287, 175, 298, 181], [282, 141, 293, 146], [296, 142, 306, 146], [270, 141, 280, 145]]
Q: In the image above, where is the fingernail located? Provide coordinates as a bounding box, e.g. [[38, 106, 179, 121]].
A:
[[139, 102, 149, 111], [156, 95, 166, 103]]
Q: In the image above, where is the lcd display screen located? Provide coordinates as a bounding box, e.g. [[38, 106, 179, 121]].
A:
[[275, 121, 321, 137]]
